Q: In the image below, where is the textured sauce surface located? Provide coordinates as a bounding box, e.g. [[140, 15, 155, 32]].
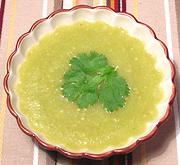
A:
[[15, 21, 163, 153]]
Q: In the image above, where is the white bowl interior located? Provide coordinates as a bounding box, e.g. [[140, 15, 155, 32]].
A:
[[8, 8, 173, 153]]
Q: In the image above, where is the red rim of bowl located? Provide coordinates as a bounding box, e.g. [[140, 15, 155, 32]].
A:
[[3, 5, 176, 159]]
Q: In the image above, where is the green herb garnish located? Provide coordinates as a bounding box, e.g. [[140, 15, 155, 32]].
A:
[[62, 51, 129, 112]]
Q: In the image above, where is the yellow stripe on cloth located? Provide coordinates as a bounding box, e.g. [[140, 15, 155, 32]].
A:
[[93, 0, 99, 6], [133, 0, 138, 17], [110, 0, 115, 9], [73, 0, 76, 6], [102, 0, 107, 6], [75, 0, 93, 5], [0, 0, 16, 160]]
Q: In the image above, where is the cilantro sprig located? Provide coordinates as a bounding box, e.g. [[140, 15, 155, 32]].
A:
[[62, 51, 129, 112]]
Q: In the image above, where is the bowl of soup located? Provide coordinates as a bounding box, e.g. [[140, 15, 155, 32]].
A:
[[4, 6, 175, 159]]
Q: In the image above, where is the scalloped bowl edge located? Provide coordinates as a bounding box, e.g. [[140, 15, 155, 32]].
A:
[[4, 6, 176, 159]]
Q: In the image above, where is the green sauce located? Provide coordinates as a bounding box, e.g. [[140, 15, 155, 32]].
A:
[[15, 21, 163, 153]]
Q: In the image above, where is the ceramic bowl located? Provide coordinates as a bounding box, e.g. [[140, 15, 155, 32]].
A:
[[4, 6, 175, 159]]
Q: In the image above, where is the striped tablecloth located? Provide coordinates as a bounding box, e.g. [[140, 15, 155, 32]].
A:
[[0, 0, 180, 164]]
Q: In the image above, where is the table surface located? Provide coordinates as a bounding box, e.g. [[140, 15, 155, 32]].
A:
[[0, 0, 180, 165]]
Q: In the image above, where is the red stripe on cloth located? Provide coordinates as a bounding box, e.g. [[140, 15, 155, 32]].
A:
[[0, 0, 6, 42], [122, 0, 126, 12], [114, 0, 120, 12]]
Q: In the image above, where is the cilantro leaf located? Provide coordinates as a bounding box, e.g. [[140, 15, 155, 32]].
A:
[[70, 52, 109, 74], [77, 92, 98, 108], [62, 51, 130, 112], [99, 73, 129, 112]]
